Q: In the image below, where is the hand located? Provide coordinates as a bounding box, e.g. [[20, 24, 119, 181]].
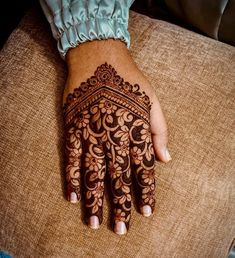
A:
[[63, 39, 171, 235]]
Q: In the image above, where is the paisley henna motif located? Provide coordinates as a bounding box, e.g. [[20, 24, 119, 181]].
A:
[[64, 63, 156, 231]]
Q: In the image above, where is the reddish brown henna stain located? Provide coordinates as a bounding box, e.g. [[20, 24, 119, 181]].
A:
[[64, 63, 156, 230]]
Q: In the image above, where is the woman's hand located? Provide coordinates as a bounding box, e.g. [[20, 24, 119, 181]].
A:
[[63, 39, 171, 235]]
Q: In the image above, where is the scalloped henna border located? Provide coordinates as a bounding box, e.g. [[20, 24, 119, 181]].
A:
[[63, 63, 152, 113]]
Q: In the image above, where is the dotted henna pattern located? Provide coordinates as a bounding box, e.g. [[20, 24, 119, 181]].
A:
[[64, 63, 156, 231]]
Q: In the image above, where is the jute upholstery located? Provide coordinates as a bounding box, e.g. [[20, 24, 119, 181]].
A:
[[0, 8, 234, 258]]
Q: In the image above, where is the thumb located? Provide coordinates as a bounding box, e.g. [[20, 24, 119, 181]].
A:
[[150, 95, 172, 163]]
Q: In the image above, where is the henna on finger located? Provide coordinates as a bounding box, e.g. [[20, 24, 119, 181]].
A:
[[64, 63, 156, 233], [65, 126, 83, 203], [130, 121, 156, 215], [83, 142, 105, 227], [106, 140, 132, 233]]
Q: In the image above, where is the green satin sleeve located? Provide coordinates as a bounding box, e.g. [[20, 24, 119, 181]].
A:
[[39, 0, 135, 59]]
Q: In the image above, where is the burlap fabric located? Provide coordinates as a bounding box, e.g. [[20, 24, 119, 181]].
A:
[[0, 8, 234, 258]]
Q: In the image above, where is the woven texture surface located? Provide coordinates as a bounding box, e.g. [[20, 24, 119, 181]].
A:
[[0, 8, 234, 258]]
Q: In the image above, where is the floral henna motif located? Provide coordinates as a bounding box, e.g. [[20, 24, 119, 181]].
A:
[[64, 63, 156, 231]]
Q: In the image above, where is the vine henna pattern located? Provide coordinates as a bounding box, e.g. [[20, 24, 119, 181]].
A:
[[64, 63, 156, 231]]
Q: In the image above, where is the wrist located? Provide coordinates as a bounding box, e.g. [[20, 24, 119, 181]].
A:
[[66, 39, 130, 70], [63, 39, 153, 106], [64, 39, 138, 97]]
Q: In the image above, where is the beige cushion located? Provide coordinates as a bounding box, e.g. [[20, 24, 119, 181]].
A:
[[0, 8, 234, 258]]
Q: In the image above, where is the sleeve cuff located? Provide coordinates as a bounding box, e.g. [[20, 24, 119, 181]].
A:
[[57, 17, 130, 59], [39, 0, 134, 60]]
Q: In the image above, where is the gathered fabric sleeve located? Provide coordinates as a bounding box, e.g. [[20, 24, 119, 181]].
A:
[[39, 0, 134, 59]]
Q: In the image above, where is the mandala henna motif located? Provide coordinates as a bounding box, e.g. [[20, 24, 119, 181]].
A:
[[64, 63, 156, 231]]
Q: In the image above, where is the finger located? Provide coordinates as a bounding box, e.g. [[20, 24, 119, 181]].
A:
[[106, 141, 132, 235], [150, 96, 171, 162], [83, 143, 105, 230], [130, 121, 156, 217], [65, 126, 83, 203]]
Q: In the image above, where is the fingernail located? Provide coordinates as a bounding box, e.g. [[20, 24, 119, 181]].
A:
[[88, 215, 100, 229], [164, 148, 172, 162], [70, 192, 78, 203], [114, 221, 127, 235], [141, 205, 152, 217]]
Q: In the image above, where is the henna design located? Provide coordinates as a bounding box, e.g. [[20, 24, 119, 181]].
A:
[[64, 63, 156, 231]]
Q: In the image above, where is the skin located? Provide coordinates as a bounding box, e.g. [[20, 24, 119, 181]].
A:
[[64, 39, 171, 235]]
